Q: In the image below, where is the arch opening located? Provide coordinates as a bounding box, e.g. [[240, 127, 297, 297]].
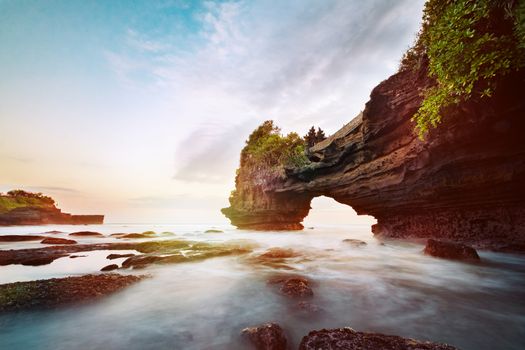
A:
[[303, 196, 376, 228]]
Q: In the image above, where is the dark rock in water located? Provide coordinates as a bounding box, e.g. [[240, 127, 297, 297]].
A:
[[259, 248, 299, 259], [296, 301, 321, 314], [45, 230, 63, 234], [205, 229, 223, 233], [101, 264, 119, 271], [69, 231, 104, 237], [0, 274, 144, 312], [41, 237, 77, 245], [241, 323, 287, 350], [268, 276, 313, 298], [107, 253, 135, 260], [299, 328, 458, 350], [117, 233, 151, 239], [0, 235, 44, 242], [70, 255, 87, 259], [342, 239, 367, 247], [21, 256, 60, 266], [424, 239, 480, 261]]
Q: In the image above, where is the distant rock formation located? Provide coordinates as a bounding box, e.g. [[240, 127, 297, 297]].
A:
[[0, 190, 104, 225], [222, 61, 525, 251]]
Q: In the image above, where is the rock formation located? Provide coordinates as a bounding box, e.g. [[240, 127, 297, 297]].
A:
[[0, 191, 104, 226], [222, 62, 525, 250]]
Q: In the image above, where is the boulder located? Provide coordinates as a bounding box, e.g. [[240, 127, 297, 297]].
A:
[[299, 328, 458, 350], [424, 239, 480, 261], [101, 264, 119, 271], [241, 323, 287, 350], [41, 237, 77, 245]]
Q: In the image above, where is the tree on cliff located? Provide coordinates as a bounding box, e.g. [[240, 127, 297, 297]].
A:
[[400, 0, 525, 138], [304, 126, 327, 148]]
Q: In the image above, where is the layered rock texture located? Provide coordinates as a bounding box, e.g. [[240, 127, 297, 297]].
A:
[[222, 63, 525, 250]]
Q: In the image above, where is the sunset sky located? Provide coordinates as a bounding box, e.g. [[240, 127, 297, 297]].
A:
[[0, 0, 424, 223]]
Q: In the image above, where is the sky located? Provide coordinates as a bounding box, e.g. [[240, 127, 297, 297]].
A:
[[0, 0, 425, 223]]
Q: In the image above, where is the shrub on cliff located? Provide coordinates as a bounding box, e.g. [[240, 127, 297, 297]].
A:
[[0, 190, 56, 213], [401, 0, 525, 138], [240, 121, 310, 173]]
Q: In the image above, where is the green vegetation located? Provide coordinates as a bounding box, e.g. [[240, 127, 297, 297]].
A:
[[0, 190, 56, 213], [400, 0, 525, 138], [240, 120, 311, 177]]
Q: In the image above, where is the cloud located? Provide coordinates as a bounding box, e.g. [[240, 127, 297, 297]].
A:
[[104, 0, 425, 184], [173, 119, 256, 183]]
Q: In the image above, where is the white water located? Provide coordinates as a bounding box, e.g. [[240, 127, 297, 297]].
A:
[[0, 223, 524, 350]]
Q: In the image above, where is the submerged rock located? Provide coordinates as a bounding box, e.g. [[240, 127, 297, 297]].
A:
[[0, 274, 144, 312], [117, 233, 152, 239], [268, 275, 314, 298], [70, 255, 87, 259], [41, 237, 77, 245], [101, 264, 119, 271], [0, 235, 44, 242], [424, 239, 480, 261], [342, 239, 367, 247], [69, 231, 104, 237], [259, 248, 299, 259], [299, 328, 458, 350], [205, 229, 223, 233], [107, 253, 135, 260], [241, 323, 288, 350]]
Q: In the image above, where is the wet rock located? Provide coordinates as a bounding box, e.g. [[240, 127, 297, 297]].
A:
[[259, 248, 299, 259], [101, 264, 119, 271], [296, 301, 321, 314], [424, 239, 480, 261], [205, 229, 223, 233], [69, 231, 104, 237], [41, 237, 77, 245], [299, 328, 458, 350], [44, 230, 63, 234], [70, 255, 87, 259], [280, 277, 313, 298], [0, 274, 145, 312], [342, 239, 367, 247], [107, 253, 135, 260], [241, 323, 287, 350], [0, 235, 44, 242]]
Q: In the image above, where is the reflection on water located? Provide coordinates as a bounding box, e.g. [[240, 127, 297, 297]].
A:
[[1, 224, 524, 350]]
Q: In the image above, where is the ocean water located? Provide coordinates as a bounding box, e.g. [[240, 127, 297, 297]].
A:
[[0, 223, 524, 350]]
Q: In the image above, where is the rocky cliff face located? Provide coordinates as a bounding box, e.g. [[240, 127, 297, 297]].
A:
[[222, 63, 525, 250], [0, 206, 104, 226]]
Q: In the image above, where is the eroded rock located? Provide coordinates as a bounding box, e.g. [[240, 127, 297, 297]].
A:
[[241, 323, 287, 350], [424, 239, 480, 261], [299, 328, 458, 350]]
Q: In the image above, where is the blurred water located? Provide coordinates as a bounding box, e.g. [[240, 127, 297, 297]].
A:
[[0, 224, 524, 350]]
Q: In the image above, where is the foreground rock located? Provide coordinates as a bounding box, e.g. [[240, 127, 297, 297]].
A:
[[299, 328, 458, 350], [0, 274, 144, 312], [222, 54, 525, 251], [0, 235, 44, 242], [41, 237, 77, 245], [424, 239, 480, 261], [241, 323, 288, 350]]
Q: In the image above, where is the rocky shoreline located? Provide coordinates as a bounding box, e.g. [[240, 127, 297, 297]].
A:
[[0, 274, 145, 312]]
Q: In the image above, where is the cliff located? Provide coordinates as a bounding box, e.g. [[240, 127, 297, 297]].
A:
[[0, 191, 104, 226], [222, 62, 525, 251]]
